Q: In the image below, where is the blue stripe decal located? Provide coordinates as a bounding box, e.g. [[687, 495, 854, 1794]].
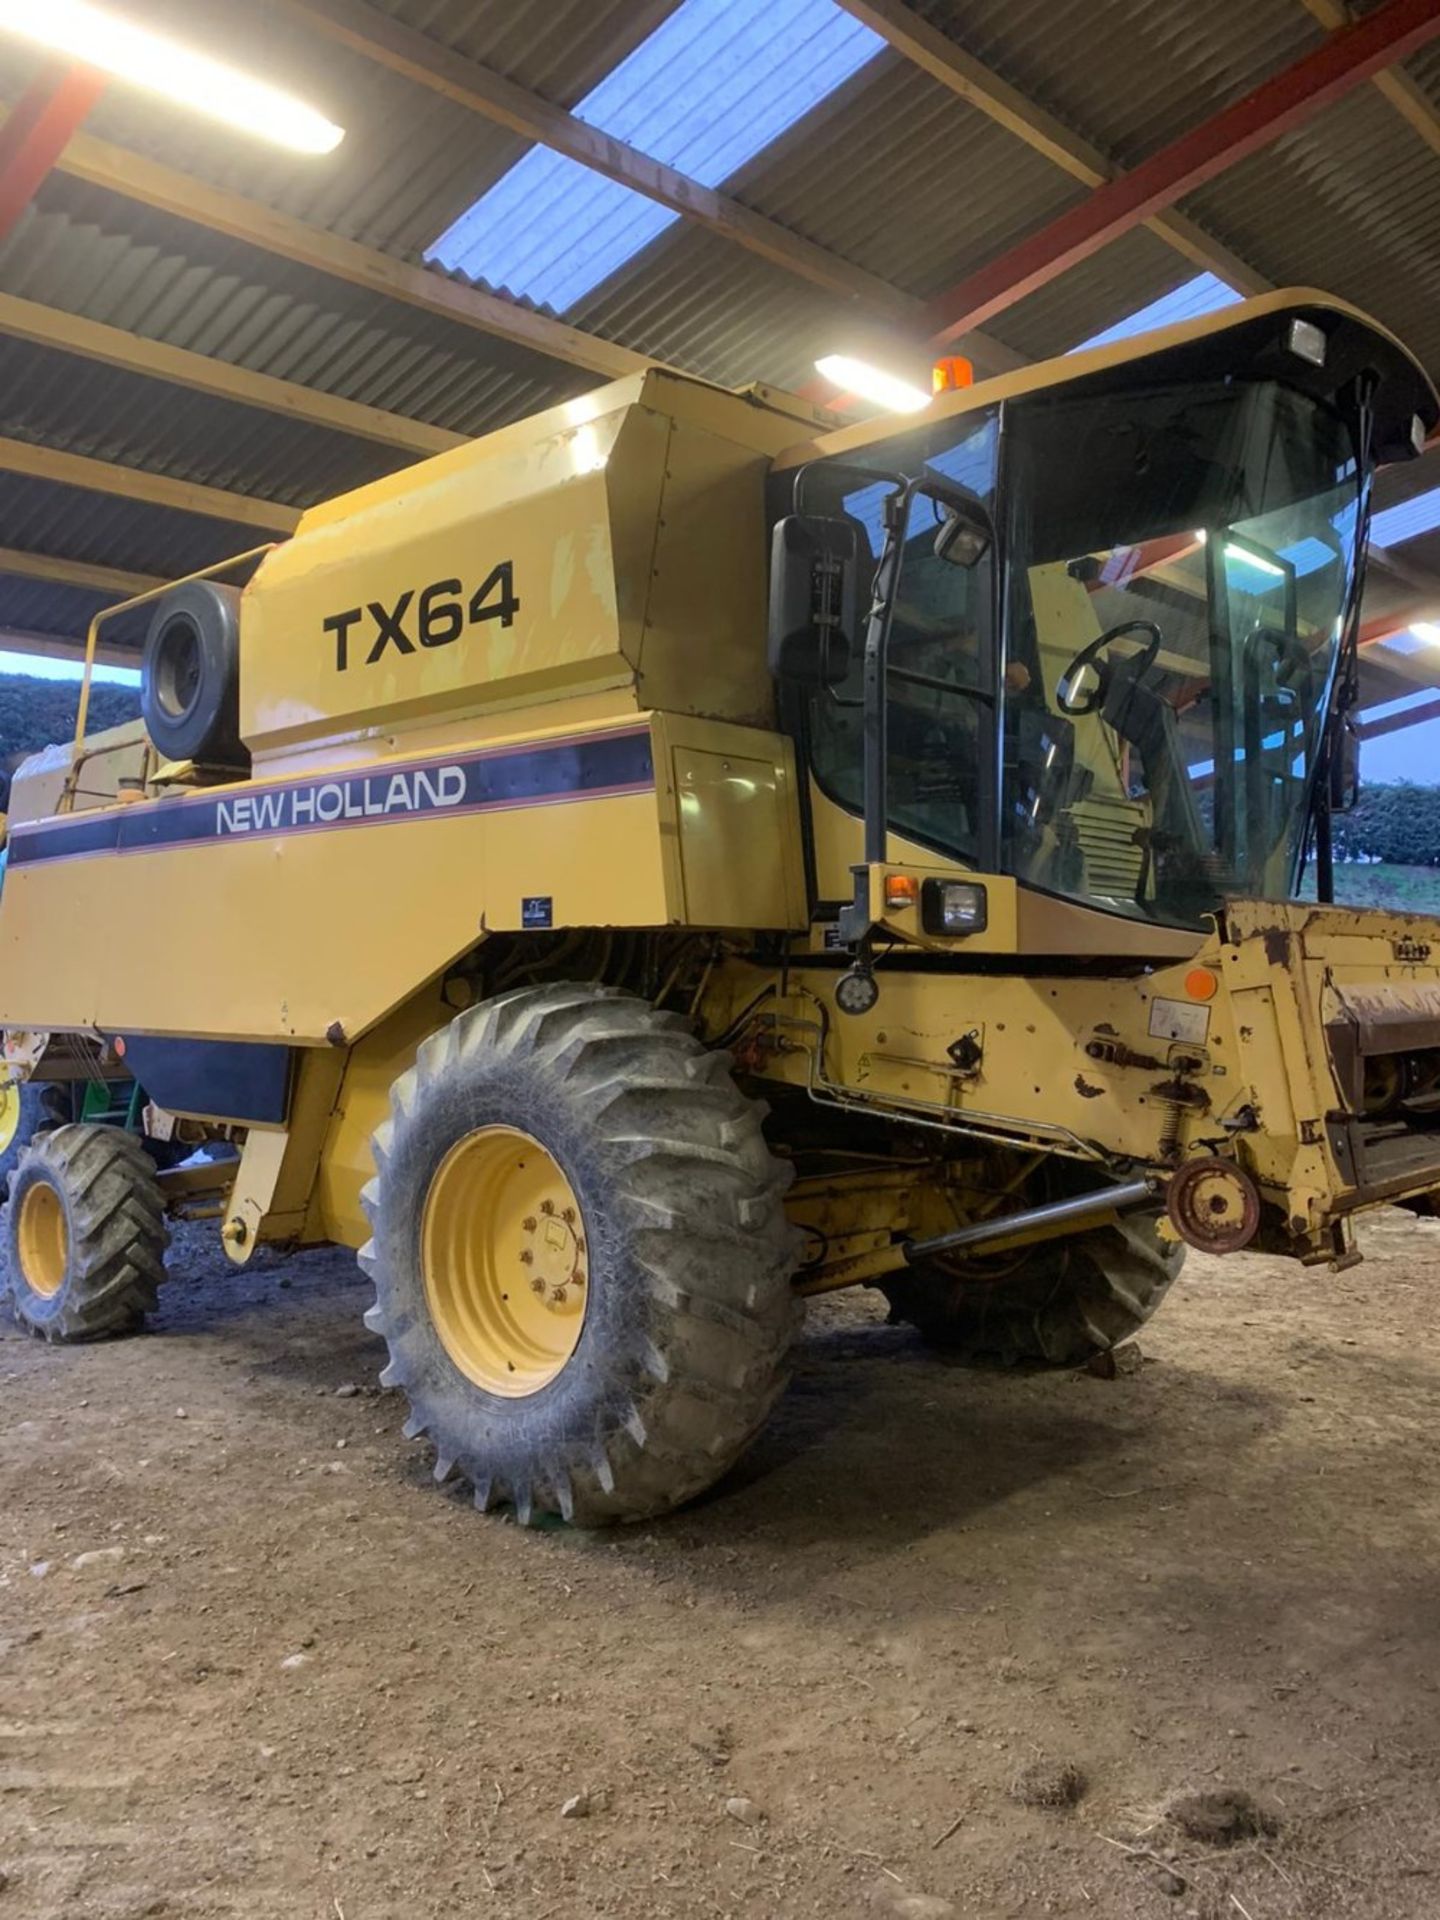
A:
[[8, 728, 654, 868]]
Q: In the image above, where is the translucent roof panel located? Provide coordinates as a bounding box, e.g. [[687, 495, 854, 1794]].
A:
[[1070, 272, 1242, 354], [1358, 686, 1440, 726], [425, 0, 885, 313], [1370, 486, 1440, 550]]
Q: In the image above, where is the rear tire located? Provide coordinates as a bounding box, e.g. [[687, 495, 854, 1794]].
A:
[[881, 1204, 1182, 1366], [0, 1081, 69, 1200], [4, 1126, 169, 1342], [361, 983, 800, 1526]]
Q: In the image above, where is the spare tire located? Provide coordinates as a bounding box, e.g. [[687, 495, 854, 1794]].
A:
[[140, 580, 248, 770]]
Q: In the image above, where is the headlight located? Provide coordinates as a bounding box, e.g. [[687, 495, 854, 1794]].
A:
[[1286, 317, 1326, 368], [921, 879, 987, 936]]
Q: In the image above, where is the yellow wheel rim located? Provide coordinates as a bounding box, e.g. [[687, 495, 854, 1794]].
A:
[[17, 1181, 68, 1300], [421, 1125, 589, 1398], [0, 1080, 21, 1158]]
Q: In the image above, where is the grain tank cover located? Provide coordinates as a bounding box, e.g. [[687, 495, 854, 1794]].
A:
[[237, 370, 811, 758]]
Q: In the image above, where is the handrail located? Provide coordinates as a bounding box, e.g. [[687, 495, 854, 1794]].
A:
[[71, 544, 279, 768]]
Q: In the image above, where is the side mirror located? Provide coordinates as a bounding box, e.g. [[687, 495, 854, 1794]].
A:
[[1330, 712, 1361, 811], [768, 515, 858, 687]]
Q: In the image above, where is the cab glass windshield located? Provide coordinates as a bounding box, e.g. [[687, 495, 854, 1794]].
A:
[[1003, 379, 1360, 929]]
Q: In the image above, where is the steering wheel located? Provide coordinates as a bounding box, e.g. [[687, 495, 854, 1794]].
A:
[[1057, 620, 1163, 716]]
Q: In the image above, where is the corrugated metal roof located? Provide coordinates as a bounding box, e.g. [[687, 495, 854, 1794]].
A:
[[359, 0, 682, 91], [0, 575, 147, 647], [0, 332, 398, 508], [0, 581, 98, 639], [4, 0, 1440, 662], [573, 221, 846, 393], [1184, 83, 1440, 383], [1397, 35, 1440, 114], [3, 174, 596, 440], [0, 470, 262, 579], [983, 227, 1203, 365], [904, 0, 1323, 172], [723, 52, 1083, 302]]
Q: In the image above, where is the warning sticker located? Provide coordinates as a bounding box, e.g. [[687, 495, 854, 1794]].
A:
[[1148, 996, 1211, 1045]]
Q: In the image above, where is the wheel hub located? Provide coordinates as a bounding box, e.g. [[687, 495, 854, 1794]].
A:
[[1165, 1155, 1261, 1253], [421, 1125, 588, 1397], [17, 1180, 68, 1299]]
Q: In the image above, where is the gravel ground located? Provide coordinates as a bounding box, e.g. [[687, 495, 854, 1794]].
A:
[[2, 1208, 1439, 1918]]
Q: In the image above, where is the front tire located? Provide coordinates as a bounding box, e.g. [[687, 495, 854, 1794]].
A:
[[4, 1126, 169, 1341], [362, 984, 799, 1526]]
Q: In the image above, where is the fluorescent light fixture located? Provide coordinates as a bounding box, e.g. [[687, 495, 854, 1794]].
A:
[[1411, 622, 1440, 645], [0, 0, 344, 154], [1225, 543, 1286, 579], [814, 355, 929, 414]]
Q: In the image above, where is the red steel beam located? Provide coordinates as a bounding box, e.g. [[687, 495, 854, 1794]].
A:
[[0, 65, 107, 246], [925, 0, 1440, 348]]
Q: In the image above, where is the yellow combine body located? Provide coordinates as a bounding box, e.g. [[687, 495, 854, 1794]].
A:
[[2, 289, 1438, 1523]]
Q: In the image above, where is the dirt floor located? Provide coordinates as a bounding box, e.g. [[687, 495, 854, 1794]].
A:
[[3, 1209, 1440, 1920]]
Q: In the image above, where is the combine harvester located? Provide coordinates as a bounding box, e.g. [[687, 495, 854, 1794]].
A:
[[1, 290, 1437, 1523]]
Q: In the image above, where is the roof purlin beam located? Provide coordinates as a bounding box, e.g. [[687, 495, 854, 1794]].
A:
[[833, 0, 1269, 296], [0, 546, 162, 598], [0, 292, 464, 458], [272, 0, 919, 321], [7, 117, 652, 383], [0, 625, 136, 669], [0, 435, 302, 532], [925, 0, 1440, 348], [1297, 0, 1440, 155]]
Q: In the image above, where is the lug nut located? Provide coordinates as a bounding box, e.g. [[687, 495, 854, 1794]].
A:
[[519, 1249, 534, 1266], [522, 1215, 537, 1232], [550, 1285, 568, 1305]]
